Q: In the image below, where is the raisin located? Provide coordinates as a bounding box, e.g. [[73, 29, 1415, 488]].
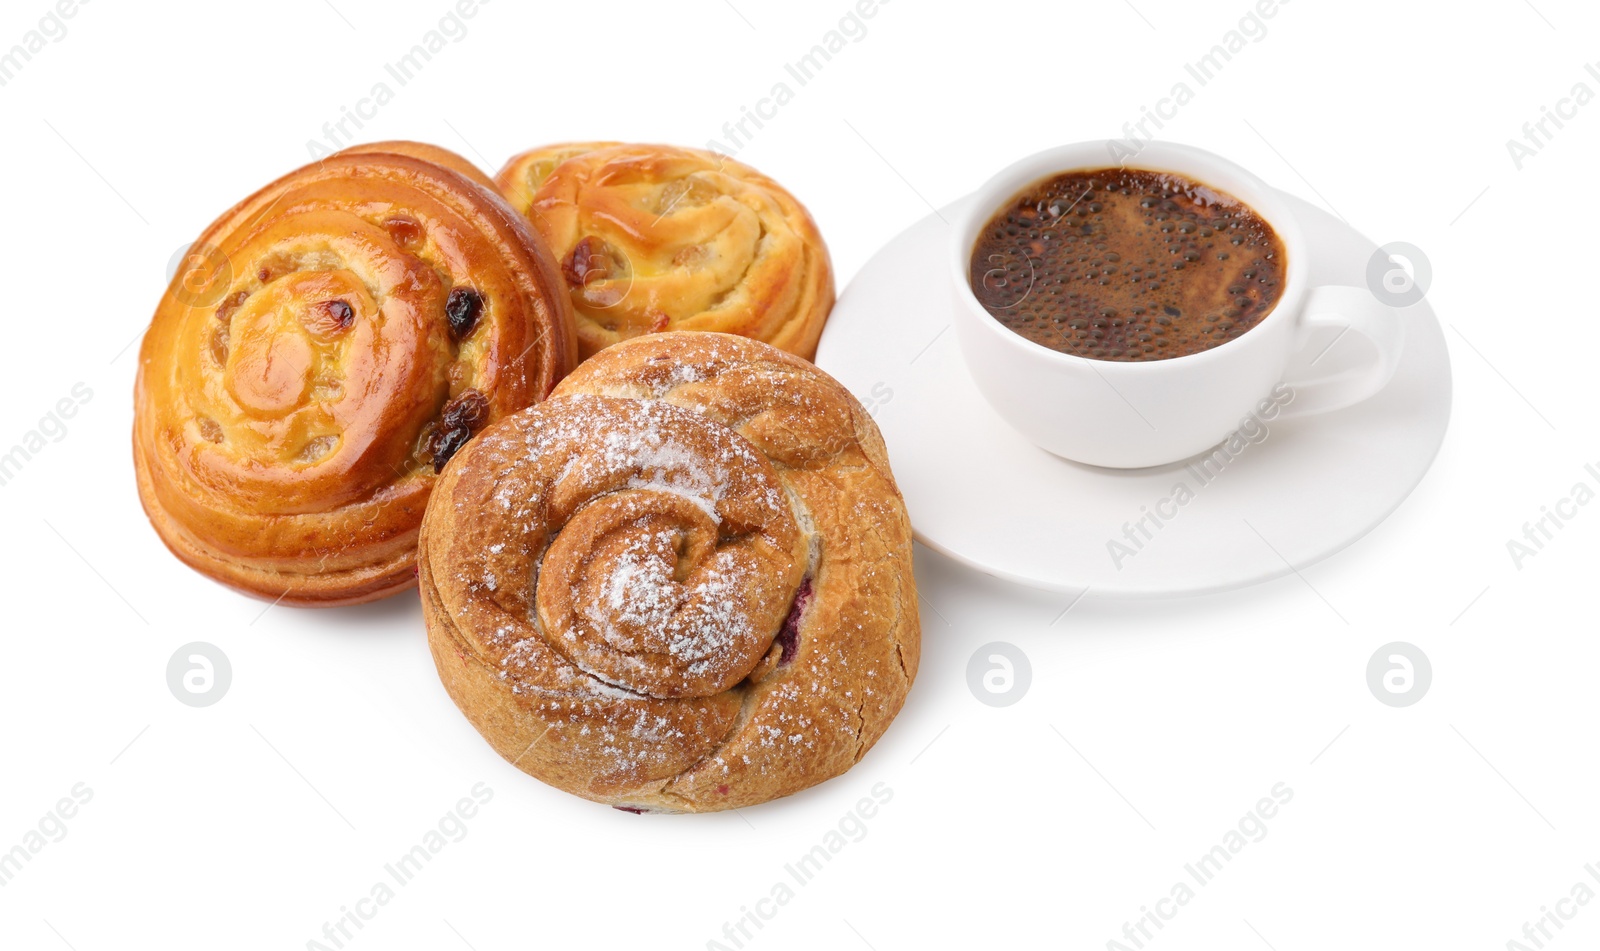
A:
[[383, 215, 423, 249], [304, 299, 355, 336], [426, 388, 490, 472], [446, 287, 483, 341], [208, 324, 230, 366], [214, 290, 249, 322], [427, 427, 472, 473], [562, 236, 613, 287], [441, 388, 489, 431]]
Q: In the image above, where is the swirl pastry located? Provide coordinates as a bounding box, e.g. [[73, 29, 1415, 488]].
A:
[[420, 332, 918, 812], [134, 142, 577, 605], [495, 143, 834, 361]]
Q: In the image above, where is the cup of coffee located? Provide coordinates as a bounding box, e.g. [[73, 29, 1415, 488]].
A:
[[949, 140, 1404, 469]]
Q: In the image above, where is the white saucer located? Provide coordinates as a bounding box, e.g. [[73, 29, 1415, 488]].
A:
[[815, 193, 1452, 598]]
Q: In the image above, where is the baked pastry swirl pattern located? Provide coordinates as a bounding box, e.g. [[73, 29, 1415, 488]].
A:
[[419, 332, 918, 812], [134, 142, 577, 605], [495, 143, 835, 361]]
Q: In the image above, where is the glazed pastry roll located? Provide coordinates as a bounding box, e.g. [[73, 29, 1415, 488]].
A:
[[496, 143, 834, 361], [134, 142, 576, 605], [419, 332, 917, 812]]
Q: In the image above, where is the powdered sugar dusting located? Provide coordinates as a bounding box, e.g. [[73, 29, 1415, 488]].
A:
[[584, 534, 753, 677], [428, 337, 915, 806]]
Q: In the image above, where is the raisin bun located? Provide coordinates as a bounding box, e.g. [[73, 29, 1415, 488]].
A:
[[134, 142, 576, 605]]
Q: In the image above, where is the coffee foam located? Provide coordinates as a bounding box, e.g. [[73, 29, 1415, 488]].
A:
[[968, 168, 1286, 361]]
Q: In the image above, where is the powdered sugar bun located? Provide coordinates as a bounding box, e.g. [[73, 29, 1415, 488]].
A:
[[418, 332, 918, 812]]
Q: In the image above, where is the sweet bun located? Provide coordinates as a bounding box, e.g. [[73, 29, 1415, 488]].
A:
[[134, 142, 576, 605], [495, 143, 834, 361], [419, 332, 917, 811]]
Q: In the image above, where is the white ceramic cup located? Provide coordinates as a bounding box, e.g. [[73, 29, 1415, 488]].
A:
[[949, 140, 1405, 469]]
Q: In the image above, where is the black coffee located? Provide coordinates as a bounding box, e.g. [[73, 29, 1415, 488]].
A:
[[969, 168, 1287, 361]]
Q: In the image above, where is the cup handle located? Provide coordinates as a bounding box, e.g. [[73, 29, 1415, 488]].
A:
[[1278, 285, 1405, 418]]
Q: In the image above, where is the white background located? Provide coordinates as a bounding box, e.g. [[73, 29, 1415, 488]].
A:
[[1, 0, 1595, 948]]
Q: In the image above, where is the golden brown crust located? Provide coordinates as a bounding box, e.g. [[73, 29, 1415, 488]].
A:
[[494, 143, 835, 362], [337, 140, 503, 194], [419, 332, 918, 812], [495, 142, 621, 218], [133, 142, 577, 606]]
